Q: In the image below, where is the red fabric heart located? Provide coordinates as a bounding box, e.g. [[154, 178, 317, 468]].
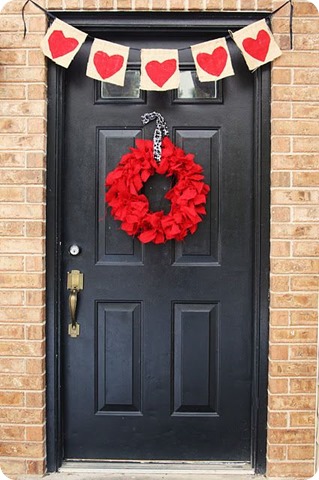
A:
[[196, 47, 228, 77], [48, 30, 79, 59], [145, 59, 177, 87], [242, 29, 271, 62], [93, 51, 124, 79]]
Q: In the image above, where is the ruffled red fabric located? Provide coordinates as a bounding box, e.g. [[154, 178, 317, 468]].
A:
[[105, 137, 210, 244]]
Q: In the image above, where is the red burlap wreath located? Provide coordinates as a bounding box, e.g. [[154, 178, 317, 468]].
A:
[[105, 137, 210, 244]]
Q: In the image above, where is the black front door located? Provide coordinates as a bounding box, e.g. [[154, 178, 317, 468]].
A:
[[54, 12, 269, 465]]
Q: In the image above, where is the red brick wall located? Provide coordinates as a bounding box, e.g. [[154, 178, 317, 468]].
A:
[[0, 0, 318, 477]]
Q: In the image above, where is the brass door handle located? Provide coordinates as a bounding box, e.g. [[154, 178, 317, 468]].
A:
[[69, 289, 78, 330], [67, 270, 84, 338]]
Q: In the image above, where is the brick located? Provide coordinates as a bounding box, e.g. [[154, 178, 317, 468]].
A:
[[293, 18, 319, 34], [270, 275, 289, 292], [291, 275, 319, 291], [0, 100, 45, 116], [99, 0, 115, 7], [117, 0, 132, 7], [272, 119, 319, 136], [28, 117, 46, 134], [83, 0, 98, 8], [287, 445, 314, 461], [289, 345, 317, 360], [222, 0, 237, 9], [293, 103, 319, 120], [272, 68, 291, 84], [26, 187, 45, 203], [272, 154, 319, 169], [0, 341, 44, 357], [0, 204, 44, 219], [270, 326, 317, 341], [0, 358, 25, 374], [26, 357, 45, 374], [271, 294, 318, 309], [26, 291, 45, 306], [0, 256, 24, 271], [0, 273, 44, 288], [290, 378, 316, 394], [269, 345, 289, 360], [267, 445, 287, 460], [272, 136, 291, 153], [0, 460, 26, 476], [135, 0, 150, 9], [271, 259, 319, 274], [27, 152, 46, 168], [293, 241, 319, 257], [294, 207, 319, 222], [25, 256, 45, 272], [268, 378, 288, 393], [272, 224, 319, 239], [26, 324, 45, 340], [26, 459, 46, 476], [294, 69, 319, 85], [275, 52, 319, 67], [0, 238, 44, 253], [26, 425, 45, 441], [270, 241, 290, 257], [0, 306, 44, 323], [0, 221, 24, 236], [0, 187, 25, 202], [0, 85, 26, 99], [267, 412, 288, 428], [26, 220, 45, 236], [0, 391, 24, 406], [267, 462, 314, 478], [294, 137, 319, 153], [0, 134, 45, 150], [189, 0, 204, 9], [0, 44, 28, 63], [206, 0, 222, 8], [293, 172, 319, 187], [271, 171, 291, 187], [271, 206, 291, 222], [152, 0, 168, 9], [28, 16, 47, 33], [295, 36, 319, 51], [268, 428, 315, 444], [270, 310, 289, 326], [0, 426, 25, 441], [0, 442, 45, 457], [0, 118, 25, 133], [291, 311, 318, 326], [290, 412, 316, 427], [272, 86, 319, 101], [271, 189, 319, 205], [0, 325, 24, 339], [26, 391, 45, 408], [293, 1, 318, 15], [169, 0, 185, 8], [0, 375, 44, 391], [0, 290, 24, 306], [269, 361, 316, 377], [268, 395, 316, 411], [0, 152, 25, 167], [271, 101, 291, 118], [28, 83, 47, 100]]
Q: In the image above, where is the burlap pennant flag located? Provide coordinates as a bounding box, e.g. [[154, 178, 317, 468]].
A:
[[41, 18, 87, 68], [231, 19, 282, 71], [86, 39, 129, 86], [191, 38, 234, 82], [140, 49, 180, 91]]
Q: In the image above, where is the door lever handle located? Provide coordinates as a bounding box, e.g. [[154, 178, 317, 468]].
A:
[[67, 270, 84, 338]]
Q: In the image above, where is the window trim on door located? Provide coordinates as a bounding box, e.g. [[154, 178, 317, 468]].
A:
[[46, 11, 270, 473]]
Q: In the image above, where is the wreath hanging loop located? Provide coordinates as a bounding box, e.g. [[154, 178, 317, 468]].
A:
[[141, 111, 169, 162], [105, 113, 210, 244]]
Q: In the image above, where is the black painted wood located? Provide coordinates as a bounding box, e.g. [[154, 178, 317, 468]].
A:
[[46, 12, 270, 471]]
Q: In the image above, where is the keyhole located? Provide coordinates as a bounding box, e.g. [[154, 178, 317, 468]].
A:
[[142, 174, 172, 214]]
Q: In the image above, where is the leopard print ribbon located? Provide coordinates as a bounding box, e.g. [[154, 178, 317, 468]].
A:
[[141, 112, 169, 163]]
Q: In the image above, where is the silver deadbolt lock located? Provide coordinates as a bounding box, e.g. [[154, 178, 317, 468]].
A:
[[69, 244, 81, 256]]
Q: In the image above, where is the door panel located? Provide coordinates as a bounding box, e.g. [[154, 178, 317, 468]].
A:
[[59, 16, 264, 463]]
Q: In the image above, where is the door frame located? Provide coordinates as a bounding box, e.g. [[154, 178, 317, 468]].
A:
[[46, 11, 270, 474]]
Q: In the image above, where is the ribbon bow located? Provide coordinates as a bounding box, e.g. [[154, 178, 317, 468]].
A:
[[141, 112, 169, 163]]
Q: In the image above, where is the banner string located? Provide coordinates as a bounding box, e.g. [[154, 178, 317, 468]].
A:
[[22, 0, 293, 50]]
